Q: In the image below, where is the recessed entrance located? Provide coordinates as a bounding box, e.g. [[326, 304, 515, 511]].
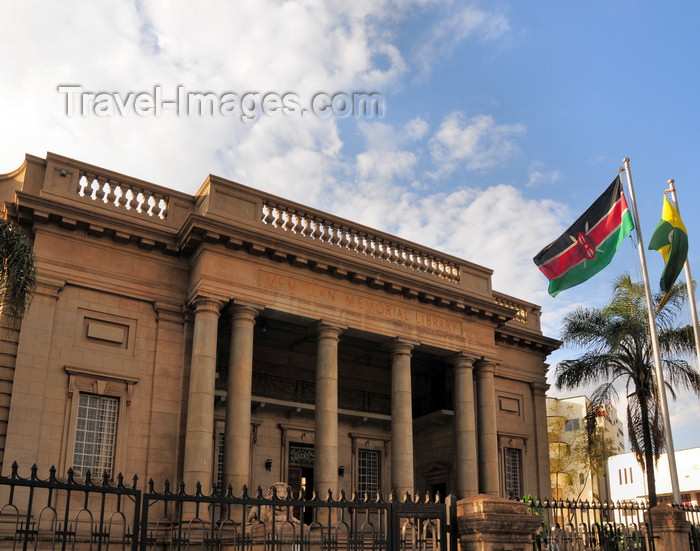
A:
[[288, 442, 314, 524]]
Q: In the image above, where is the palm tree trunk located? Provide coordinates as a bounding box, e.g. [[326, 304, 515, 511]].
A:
[[638, 392, 658, 507]]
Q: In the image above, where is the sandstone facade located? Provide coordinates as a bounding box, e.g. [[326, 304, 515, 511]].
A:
[[0, 152, 559, 501]]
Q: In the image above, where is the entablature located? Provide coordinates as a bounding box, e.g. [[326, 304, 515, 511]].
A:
[[3, 152, 549, 339]]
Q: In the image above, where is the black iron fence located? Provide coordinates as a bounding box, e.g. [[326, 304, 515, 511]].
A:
[[0, 464, 454, 551], [0, 462, 140, 550], [676, 503, 700, 551], [9, 463, 700, 551], [524, 497, 651, 551]]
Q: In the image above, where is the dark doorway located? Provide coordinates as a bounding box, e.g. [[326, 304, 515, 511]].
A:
[[288, 442, 314, 524], [429, 482, 447, 499]]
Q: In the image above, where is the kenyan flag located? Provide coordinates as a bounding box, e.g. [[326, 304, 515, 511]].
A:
[[533, 176, 635, 297]]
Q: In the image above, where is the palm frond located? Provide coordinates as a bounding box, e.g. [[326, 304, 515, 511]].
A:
[[663, 359, 700, 394], [0, 219, 36, 325], [554, 353, 620, 390], [555, 272, 698, 502], [659, 325, 696, 356], [589, 382, 619, 406], [654, 281, 688, 328]]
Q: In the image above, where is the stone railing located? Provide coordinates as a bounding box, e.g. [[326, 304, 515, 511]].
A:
[[261, 200, 461, 283], [493, 293, 529, 324], [77, 171, 170, 221]]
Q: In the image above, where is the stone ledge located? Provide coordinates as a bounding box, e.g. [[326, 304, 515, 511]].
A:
[[456, 495, 540, 551]]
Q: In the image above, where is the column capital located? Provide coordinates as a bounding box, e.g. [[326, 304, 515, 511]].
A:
[[190, 296, 225, 316], [529, 380, 550, 395], [230, 303, 261, 323], [448, 352, 478, 369], [475, 357, 499, 373], [384, 337, 420, 355], [311, 320, 345, 339], [34, 275, 66, 299], [153, 300, 186, 324]]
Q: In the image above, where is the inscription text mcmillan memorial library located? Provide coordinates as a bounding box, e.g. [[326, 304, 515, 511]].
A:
[[260, 270, 462, 335]]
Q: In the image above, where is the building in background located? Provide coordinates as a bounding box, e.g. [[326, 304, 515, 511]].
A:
[[608, 448, 700, 505], [547, 395, 625, 502], [0, 152, 559, 501]]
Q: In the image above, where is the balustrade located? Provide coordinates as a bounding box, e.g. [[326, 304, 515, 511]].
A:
[[77, 171, 169, 220], [262, 201, 461, 283]]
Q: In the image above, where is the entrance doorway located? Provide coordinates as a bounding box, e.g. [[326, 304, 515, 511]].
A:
[[288, 442, 314, 524]]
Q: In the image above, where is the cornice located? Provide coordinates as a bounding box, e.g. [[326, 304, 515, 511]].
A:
[[495, 323, 561, 354], [178, 214, 516, 325]]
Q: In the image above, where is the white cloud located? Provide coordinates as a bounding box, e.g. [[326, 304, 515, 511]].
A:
[[429, 113, 526, 174], [327, 155, 571, 307], [413, 4, 510, 77], [0, 0, 417, 194], [0, 0, 573, 327], [528, 162, 562, 187]]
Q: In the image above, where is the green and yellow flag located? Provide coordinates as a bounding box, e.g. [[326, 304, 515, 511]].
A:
[[648, 196, 688, 295]]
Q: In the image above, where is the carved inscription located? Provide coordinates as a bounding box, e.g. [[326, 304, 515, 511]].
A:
[[260, 270, 462, 335]]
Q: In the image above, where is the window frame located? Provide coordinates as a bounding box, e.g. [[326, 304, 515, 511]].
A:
[[349, 432, 389, 496], [61, 365, 137, 480], [357, 448, 381, 496], [72, 393, 120, 479], [564, 418, 581, 432], [503, 446, 523, 500]]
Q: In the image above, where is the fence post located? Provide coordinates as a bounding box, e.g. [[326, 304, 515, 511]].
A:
[[455, 494, 539, 551], [648, 504, 691, 551]]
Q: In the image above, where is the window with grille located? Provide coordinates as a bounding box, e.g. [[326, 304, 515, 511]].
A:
[[217, 432, 225, 487], [503, 447, 522, 499], [72, 394, 119, 478], [358, 449, 380, 495]]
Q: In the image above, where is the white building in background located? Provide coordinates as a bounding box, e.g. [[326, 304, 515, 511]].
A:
[[608, 448, 700, 505], [547, 396, 626, 502]]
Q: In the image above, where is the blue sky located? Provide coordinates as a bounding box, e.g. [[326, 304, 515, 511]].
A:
[[2, 1, 700, 451]]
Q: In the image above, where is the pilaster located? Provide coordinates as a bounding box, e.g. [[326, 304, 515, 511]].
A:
[[145, 300, 186, 486]]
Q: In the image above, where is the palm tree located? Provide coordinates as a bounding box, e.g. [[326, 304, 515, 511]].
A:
[[554, 273, 700, 507], [0, 218, 36, 327]]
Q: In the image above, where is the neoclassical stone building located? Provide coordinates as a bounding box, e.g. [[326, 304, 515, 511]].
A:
[[0, 153, 558, 502]]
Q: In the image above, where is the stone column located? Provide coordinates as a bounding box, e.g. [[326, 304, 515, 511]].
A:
[[314, 323, 343, 498], [223, 304, 259, 493], [450, 353, 479, 498], [182, 297, 223, 494], [475, 359, 499, 497], [389, 339, 418, 497]]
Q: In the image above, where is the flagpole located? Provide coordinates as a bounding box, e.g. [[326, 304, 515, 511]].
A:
[[665, 179, 700, 368], [621, 158, 682, 505]]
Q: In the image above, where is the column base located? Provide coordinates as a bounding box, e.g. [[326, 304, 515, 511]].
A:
[[456, 494, 540, 551]]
